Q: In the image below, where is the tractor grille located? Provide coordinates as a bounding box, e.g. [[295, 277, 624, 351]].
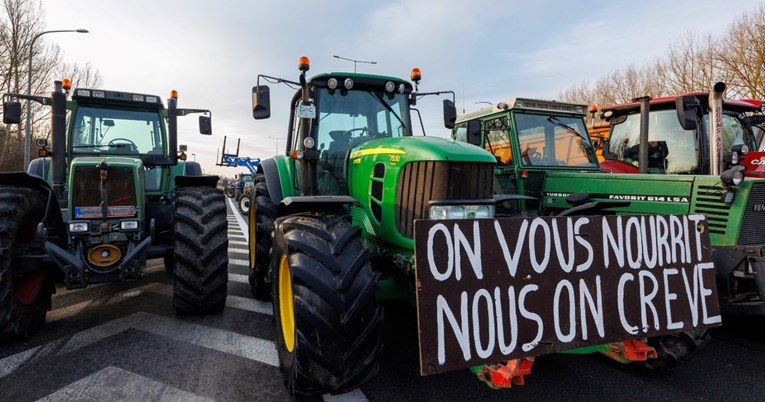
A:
[[71, 166, 137, 218], [692, 185, 731, 237], [739, 182, 765, 245], [395, 161, 493, 238]]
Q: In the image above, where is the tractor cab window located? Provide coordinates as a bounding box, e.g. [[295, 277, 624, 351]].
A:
[[71, 106, 165, 156], [515, 112, 597, 168], [315, 87, 410, 195], [484, 116, 512, 165], [700, 113, 750, 151]]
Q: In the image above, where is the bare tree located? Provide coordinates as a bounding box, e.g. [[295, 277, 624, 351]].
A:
[[0, 0, 102, 172], [560, 5, 765, 124], [713, 5, 765, 99]]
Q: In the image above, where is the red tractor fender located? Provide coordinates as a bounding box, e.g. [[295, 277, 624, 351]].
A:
[[599, 159, 640, 174]]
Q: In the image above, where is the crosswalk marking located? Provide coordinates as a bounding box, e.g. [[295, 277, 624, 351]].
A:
[[229, 258, 249, 267], [226, 197, 249, 243], [59, 312, 279, 366], [38, 366, 214, 402], [229, 273, 248, 284], [1, 201, 371, 402]]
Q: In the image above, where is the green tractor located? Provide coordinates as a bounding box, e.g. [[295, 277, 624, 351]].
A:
[[0, 80, 229, 342], [246, 58, 708, 395], [452, 97, 764, 360]]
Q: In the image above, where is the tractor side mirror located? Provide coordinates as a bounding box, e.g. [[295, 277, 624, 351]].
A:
[[466, 119, 481, 146], [443, 99, 456, 129], [675, 95, 699, 130], [252, 85, 271, 119], [3, 101, 21, 124], [199, 115, 212, 135]]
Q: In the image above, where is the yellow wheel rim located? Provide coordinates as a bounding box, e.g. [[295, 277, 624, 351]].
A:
[[279, 254, 296, 352], [248, 204, 256, 268]]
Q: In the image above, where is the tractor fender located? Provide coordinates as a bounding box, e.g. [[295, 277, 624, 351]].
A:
[[259, 158, 284, 205], [175, 175, 219, 188], [0, 172, 64, 235], [277, 195, 356, 217]]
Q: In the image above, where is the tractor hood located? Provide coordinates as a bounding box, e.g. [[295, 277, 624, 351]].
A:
[[348, 135, 497, 164]]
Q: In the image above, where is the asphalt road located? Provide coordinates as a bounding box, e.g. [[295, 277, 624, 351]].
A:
[[0, 198, 763, 401]]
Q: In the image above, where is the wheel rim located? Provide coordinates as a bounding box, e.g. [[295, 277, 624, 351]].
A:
[[248, 204, 256, 267], [278, 254, 295, 352]]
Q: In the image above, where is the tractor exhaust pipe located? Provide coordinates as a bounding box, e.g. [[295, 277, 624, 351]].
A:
[[636, 96, 651, 174], [709, 82, 726, 176], [51, 80, 67, 200], [167, 96, 178, 165]]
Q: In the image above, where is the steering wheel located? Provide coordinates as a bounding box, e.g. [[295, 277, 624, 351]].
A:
[[343, 127, 379, 138], [108, 138, 138, 149]]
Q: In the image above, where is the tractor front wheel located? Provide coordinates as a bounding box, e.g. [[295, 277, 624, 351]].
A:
[[248, 172, 275, 300], [0, 186, 53, 342], [172, 186, 228, 314], [238, 193, 250, 215], [272, 213, 383, 396]]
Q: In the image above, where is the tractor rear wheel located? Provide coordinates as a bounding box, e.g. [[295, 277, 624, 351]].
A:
[[0, 186, 53, 342], [248, 172, 275, 300], [271, 212, 383, 396], [172, 186, 228, 314]]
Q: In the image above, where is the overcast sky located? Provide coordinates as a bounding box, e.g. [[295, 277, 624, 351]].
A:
[[42, 0, 757, 177]]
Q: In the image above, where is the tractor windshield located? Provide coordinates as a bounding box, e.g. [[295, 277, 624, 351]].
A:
[[608, 109, 750, 174], [514, 112, 598, 167], [315, 88, 410, 152], [70, 105, 165, 155], [314, 87, 410, 195]]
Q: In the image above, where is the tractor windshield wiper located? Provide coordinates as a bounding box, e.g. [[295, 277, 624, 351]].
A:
[[368, 92, 406, 130], [547, 116, 582, 137]]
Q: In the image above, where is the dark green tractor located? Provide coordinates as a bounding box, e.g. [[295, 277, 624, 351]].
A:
[[0, 80, 229, 342]]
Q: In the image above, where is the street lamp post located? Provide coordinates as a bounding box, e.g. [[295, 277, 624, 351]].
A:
[[332, 55, 377, 73], [25, 29, 89, 169], [191, 153, 196, 161], [269, 136, 284, 155]]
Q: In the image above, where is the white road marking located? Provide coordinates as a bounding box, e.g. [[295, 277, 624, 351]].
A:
[[229, 240, 247, 246], [225, 294, 273, 316], [228, 258, 249, 267], [226, 196, 249, 243], [228, 273, 249, 284], [59, 312, 279, 367], [37, 366, 213, 402]]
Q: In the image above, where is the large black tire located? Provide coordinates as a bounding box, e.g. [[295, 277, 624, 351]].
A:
[[248, 172, 276, 300], [0, 186, 53, 342], [172, 186, 228, 314], [272, 213, 383, 396]]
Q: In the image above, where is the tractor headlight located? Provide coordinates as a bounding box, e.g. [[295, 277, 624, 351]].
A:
[[120, 220, 139, 231], [721, 168, 744, 186], [428, 201, 495, 220], [68, 222, 89, 233]]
